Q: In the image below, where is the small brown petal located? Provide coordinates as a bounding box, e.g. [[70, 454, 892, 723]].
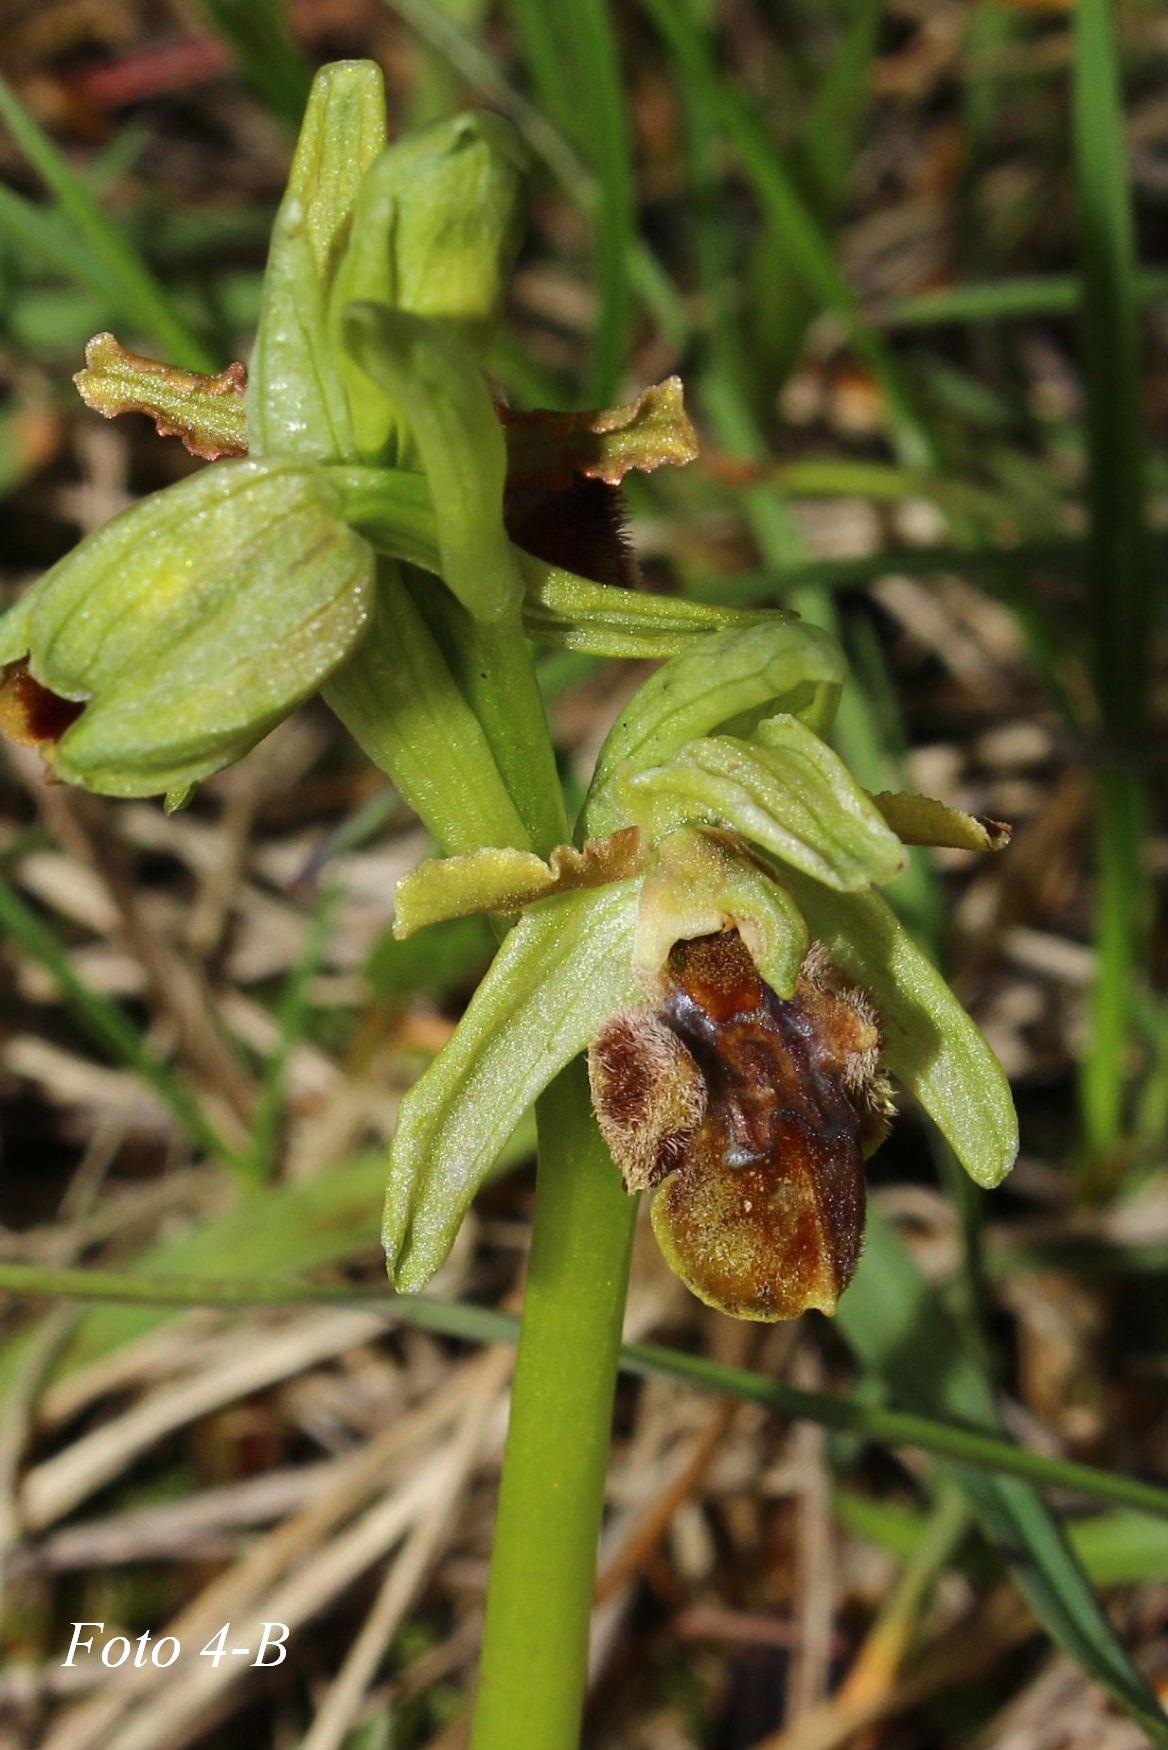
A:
[[74, 333, 248, 461]]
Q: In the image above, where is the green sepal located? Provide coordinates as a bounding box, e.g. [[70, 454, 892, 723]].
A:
[[0, 591, 32, 668], [776, 867, 1019, 1188], [323, 559, 530, 855], [384, 879, 643, 1290], [635, 828, 808, 998], [325, 462, 783, 659], [585, 622, 847, 834], [623, 719, 905, 892], [394, 828, 644, 937], [248, 60, 387, 461], [331, 112, 528, 458], [343, 306, 524, 622], [18, 457, 373, 798]]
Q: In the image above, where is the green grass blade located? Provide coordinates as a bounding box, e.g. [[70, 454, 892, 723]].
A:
[[562, 0, 635, 401], [0, 875, 233, 1165], [0, 181, 121, 298], [1072, 0, 1155, 1172], [0, 75, 214, 369], [640, 0, 935, 470], [836, 1491, 1168, 1589], [501, 0, 634, 401], [749, 0, 882, 391], [837, 1207, 1168, 1742], [500, 0, 577, 132], [239, 886, 342, 1184], [878, 269, 1168, 328], [194, 0, 313, 130], [3, 1257, 1168, 1528]]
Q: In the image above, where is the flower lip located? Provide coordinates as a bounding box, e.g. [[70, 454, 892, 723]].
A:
[[640, 931, 874, 1321]]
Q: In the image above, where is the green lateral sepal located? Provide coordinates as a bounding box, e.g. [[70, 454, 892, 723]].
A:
[[776, 867, 1019, 1188], [385, 879, 643, 1289], [324, 559, 530, 856]]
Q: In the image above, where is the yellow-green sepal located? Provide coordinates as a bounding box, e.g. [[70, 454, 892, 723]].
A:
[[384, 879, 642, 1290], [585, 622, 847, 834], [248, 60, 387, 461], [623, 718, 905, 892], [777, 867, 1019, 1188], [0, 591, 31, 668]]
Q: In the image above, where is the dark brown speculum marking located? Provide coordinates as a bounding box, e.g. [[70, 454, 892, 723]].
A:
[[652, 933, 867, 1319], [589, 930, 887, 1320]]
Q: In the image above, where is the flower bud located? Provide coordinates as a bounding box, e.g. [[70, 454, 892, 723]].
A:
[[0, 456, 374, 805], [334, 113, 529, 461], [344, 112, 529, 356]]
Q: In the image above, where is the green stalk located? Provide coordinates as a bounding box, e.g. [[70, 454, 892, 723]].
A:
[[329, 531, 630, 1743], [1071, 0, 1154, 1182], [471, 1063, 638, 1750]]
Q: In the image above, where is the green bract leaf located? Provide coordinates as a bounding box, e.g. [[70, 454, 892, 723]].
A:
[[10, 456, 373, 799], [324, 560, 530, 856], [624, 719, 905, 891], [635, 828, 808, 997], [385, 880, 643, 1290], [343, 306, 523, 622], [586, 622, 847, 834], [871, 789, 1013, 852], [73, 332, 248, 461], [393, 827, 645, 937], [332, 112, 528, 457], [248, 60, 387, 461], [776, 868, 1019, 1187]]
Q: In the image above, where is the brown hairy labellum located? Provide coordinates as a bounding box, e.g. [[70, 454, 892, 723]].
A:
[[589, 930, 895, 1321], [504, 476, 638, 590]]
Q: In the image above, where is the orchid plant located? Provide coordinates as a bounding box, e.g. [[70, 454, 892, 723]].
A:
[[0, 61, 1017, 1750]]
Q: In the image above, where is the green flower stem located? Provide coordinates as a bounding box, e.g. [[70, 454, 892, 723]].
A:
[[409, 575, 567, 856], [471, 1061, 638, 1750], [325, 518, 632, 1742]]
